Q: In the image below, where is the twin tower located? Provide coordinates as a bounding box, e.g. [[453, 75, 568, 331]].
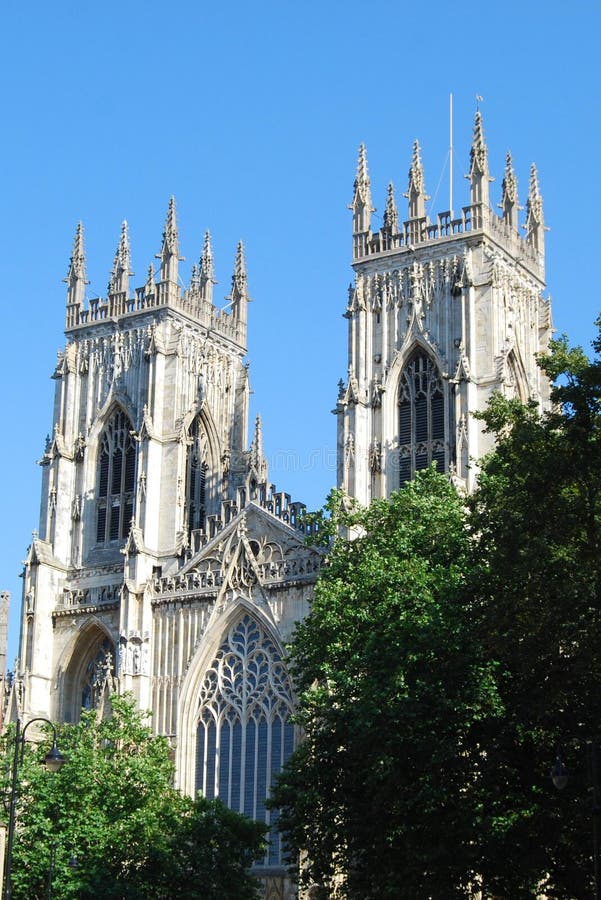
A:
[[15, 112, 551, 899]]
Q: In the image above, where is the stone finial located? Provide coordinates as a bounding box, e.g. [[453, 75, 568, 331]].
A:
[[470, 111, 488, 176], [500, 151, 519, 229], [233, 241, 246, 289], [145, 262, 155, 297], [467, 111, 493, 207], [230, 241, 248, 324], [405, 140, 429, 220], [64, 222, 89, 308], [108, 220, 133, 295], [157, 196, 183, 283], [350, 143, 374, 231], [383, 182, 399, 235], [199, 230, 215, 303], [525, 164, 545, 254]]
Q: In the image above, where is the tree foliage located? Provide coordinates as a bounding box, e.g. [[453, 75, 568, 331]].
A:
[[275, 317, 601, 899], [272, 469, 500, 898], [467, 322, 601, 898], [1, 695, 266, 899]]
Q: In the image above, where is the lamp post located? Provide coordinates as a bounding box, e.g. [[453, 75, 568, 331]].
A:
[[2, 718, 66, 900], [552, 740, 601, 900]]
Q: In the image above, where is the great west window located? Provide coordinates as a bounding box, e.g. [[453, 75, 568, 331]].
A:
[[195, 614, 295, 867]]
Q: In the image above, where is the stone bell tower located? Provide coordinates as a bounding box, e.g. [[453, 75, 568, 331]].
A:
[[336, 111, 552, 504], [17, 199, 320, 898], [19, 199, 252, 722]]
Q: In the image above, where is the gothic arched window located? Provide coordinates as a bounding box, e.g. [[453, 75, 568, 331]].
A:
[[397, 351, 446, 486], [506, 351, 527, 403], [96, 410, 136, 544], [186, 417, 208, 535], [81, 637, 115, 710], [62, 629, 116, 723], [195, 614, 295, 868]]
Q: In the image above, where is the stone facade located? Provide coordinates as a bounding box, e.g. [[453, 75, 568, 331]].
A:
[[13, 111, 551, 898], [17, 201, 321, 896], [336, 114, 551, 503]]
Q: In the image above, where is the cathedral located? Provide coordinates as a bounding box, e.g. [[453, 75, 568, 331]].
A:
[[12, 112, 551, 899]]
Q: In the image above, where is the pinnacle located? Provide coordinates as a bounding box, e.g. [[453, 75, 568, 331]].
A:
[[200, 230, 215, 282], [251, 414, 263, 459], [249, 413, 266, 479], [158, 196, 180, 261], [235, 241, 247, 280], [529, 163, 541, 200], [145, 262, 155, 293], [502, 151, 518, 204], [383, 182, 399, 233], [157, 196, 183, 284], [473, 110, 485, 148], [66, 221, 87, 283], [198, 230, 216, 301], [109, 220, 132, 293], [407, 139, 425, 196], [351, 143, 373, 210], [526, 163, 544, 226], [356, 143, 369, 187], [229, 241, 249, 315], [469, 110, 489, 177], [118, 220, 130, 260]]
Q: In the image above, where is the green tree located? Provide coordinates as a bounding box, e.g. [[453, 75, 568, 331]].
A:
[[2, 695, 266, 899], [272, 470, 500, 899], [467, 321, 601, 898]]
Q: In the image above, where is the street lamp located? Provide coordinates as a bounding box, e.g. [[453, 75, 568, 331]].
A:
[[551, 740, 601, 900], [551, 748, 568, 791], [3, 718, 66, 900]]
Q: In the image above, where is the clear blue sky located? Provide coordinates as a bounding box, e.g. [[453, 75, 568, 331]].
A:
[[1, 0, 600, 664]]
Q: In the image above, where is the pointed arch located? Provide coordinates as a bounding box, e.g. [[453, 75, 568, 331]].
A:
[[177, 601, 295, 868], [94, 406, 136, 545], [183, 404, 221, 537], [88, 391, 137, 446], [395, 346, 447, 486], [56, 618, 116, 723], [505, 348, 529, 402]]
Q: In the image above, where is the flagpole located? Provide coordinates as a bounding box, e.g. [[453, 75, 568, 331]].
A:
[[449, 93, 453, 219]]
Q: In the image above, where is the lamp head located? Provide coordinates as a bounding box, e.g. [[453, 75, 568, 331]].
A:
[[44, 743, 66, 773], [551, 756, 568, 790]]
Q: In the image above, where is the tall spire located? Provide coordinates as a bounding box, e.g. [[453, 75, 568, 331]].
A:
[[468, 110, 492, 208], [500, 152, 519, 230], [405, 140, 429, 220], [230, 241, 248, 326], [108, 220, 132, 295], [64, 222, 88, 311], [525, 163, 545, 255], [350, 144, 374, 257], [157, 196, 182, 284], [199, 230, 215, 303]]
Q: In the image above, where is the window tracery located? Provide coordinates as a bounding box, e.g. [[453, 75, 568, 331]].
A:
[[195, 614, 295, 867], [80, 637, 115, 710], [397, 350, 446, 485], [96, 410, 136, 544], [186, 416, 208, 535]]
